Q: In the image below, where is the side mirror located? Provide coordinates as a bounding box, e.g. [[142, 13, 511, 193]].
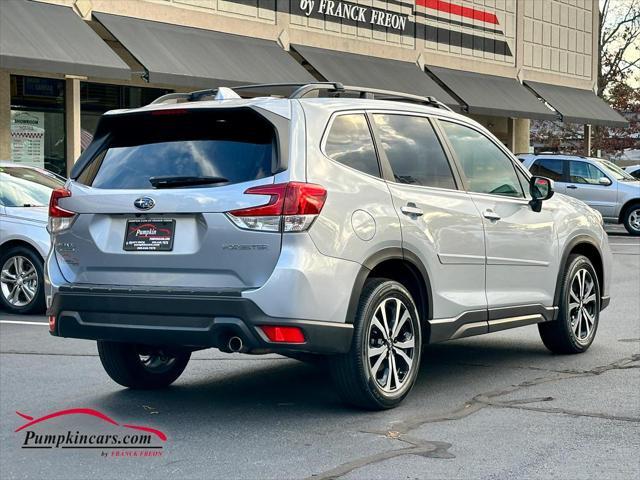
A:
[[598, 176, 612, 186], [529, 176, 554, 212]]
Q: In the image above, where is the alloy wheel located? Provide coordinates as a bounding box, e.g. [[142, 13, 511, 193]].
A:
[[628, 208, 640, 232], [568, 268, 598, 343], [138, 348, 177, 374], [0, 255, 38, 307], [366, 297, 416, 393]]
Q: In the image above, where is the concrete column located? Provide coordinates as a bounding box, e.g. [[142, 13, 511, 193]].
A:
[[65, 77, 81, 174], [584, 124, 592, 156], [507, 118, 516, 152], [0, 71, 11, 160], [508, 118, 530, 154]]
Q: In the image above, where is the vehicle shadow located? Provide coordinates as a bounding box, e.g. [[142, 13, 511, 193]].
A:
[[93, 336, 553, 419]]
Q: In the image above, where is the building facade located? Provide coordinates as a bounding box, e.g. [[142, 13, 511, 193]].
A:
[[0, 0, 626, 175]]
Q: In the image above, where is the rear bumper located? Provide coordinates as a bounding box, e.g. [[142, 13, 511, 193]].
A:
[[48, 285, 353, 354]]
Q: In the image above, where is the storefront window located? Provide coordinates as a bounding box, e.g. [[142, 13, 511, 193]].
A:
[[80, 83, 171, 150], [10, 76, 66, 175]]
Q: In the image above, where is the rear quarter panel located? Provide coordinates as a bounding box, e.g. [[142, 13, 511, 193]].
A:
[[301, 104, 402, 264]]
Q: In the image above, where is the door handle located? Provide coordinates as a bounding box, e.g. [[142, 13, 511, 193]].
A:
[[483, 209, 501, 221], [567, 185, 578, 189], [401, 204, 424, 217]]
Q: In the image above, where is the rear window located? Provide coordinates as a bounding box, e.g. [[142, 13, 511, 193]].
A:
[[77, 108, 278, 189]]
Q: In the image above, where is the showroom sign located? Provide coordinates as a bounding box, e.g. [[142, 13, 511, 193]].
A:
[[299, 0, 409, 31]]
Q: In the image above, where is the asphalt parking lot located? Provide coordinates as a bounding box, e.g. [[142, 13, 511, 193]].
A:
[[1, 226, 638, 480]]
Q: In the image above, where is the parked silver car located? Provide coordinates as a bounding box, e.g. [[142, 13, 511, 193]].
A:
[[0, 163, 65, 313], [47, 83, 612, 409], [625, 164, 640, 180], [520, 154, 640, 235]]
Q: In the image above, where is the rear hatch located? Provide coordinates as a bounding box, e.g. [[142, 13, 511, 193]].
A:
[[53, 107, 285, 289]]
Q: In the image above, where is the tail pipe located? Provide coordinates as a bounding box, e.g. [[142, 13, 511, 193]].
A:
[[227, 336, 244, 353]]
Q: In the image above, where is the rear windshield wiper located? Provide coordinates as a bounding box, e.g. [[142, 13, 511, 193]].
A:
[[149, 176, 229, 188]]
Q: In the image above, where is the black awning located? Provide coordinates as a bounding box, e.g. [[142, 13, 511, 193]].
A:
[[93, 13, 315, 88], [524, 81, 628, 127], [427, 66, 557, 120], [292, 45, 460, 108], [0, 0, 130, 79]]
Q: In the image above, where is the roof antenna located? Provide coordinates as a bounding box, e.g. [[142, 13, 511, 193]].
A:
[[214, 87, 241, 100]]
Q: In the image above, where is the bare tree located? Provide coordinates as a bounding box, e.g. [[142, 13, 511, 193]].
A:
[[598, 0, 640, 97]]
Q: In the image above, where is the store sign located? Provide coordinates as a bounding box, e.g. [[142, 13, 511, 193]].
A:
[[23, 77, 64, 98], [11, 111, 45, 168], [299, 0, 408, 31]]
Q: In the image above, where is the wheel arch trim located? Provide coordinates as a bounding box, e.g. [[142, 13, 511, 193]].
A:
[[553, 235, 604, 308], [345, 247, 433, 324], [618, 199, 640, 224]]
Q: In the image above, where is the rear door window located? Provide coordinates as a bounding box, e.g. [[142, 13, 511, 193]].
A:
[[77, 108, 278, 189], [372, 114, 456, 189], [530, 159, 564, 181], [324, 114, 380, 177]]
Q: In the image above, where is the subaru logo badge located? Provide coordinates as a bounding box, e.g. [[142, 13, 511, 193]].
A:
[[134, 197, 155, 210]]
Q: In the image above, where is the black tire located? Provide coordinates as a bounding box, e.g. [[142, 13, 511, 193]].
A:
[[538, 254, 600, 354], [622, 202, 640, 236], [97, 341, 191, 389], [0, 245, 45, 314], [329, 278, 422, 410]]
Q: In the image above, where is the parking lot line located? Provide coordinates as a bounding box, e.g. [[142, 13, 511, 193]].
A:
[[0, 320, 48, 326]]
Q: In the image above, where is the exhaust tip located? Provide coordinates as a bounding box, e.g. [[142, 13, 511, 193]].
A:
[[228, 336, 243, 353]]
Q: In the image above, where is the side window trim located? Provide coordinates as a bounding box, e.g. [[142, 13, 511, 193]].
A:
[[562, 159, 570, 182], [366, 111, 462, 191], [435, 118, 526, 199], [365, 111, 396, 182], [320, 110, 384, 180]]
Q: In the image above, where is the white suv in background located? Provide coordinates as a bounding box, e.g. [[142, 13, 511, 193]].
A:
[[46, 83, 612, 409], [521, 154, 640, 235]]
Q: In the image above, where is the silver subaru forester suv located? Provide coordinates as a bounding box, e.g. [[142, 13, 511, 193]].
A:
[[46, 83, 612, 409]]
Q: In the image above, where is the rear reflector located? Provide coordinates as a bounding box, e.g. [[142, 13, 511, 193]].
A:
[[259, 325, 305, 343], [48, 315, 56, 333]]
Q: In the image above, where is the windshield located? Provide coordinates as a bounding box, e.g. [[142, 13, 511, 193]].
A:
[[597, 159, 636, 181], [0, 166, 65, 207]]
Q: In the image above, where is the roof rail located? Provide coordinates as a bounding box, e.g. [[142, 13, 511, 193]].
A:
[[532, 152, 588, 158], [150, 82, 452, 111]]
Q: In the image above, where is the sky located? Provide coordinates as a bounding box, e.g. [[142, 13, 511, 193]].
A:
[[600, 0, 640, 87]]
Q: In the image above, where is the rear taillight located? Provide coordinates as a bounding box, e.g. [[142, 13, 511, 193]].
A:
[[48, 188, 76, 233], [227, 182, 327, 233]]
